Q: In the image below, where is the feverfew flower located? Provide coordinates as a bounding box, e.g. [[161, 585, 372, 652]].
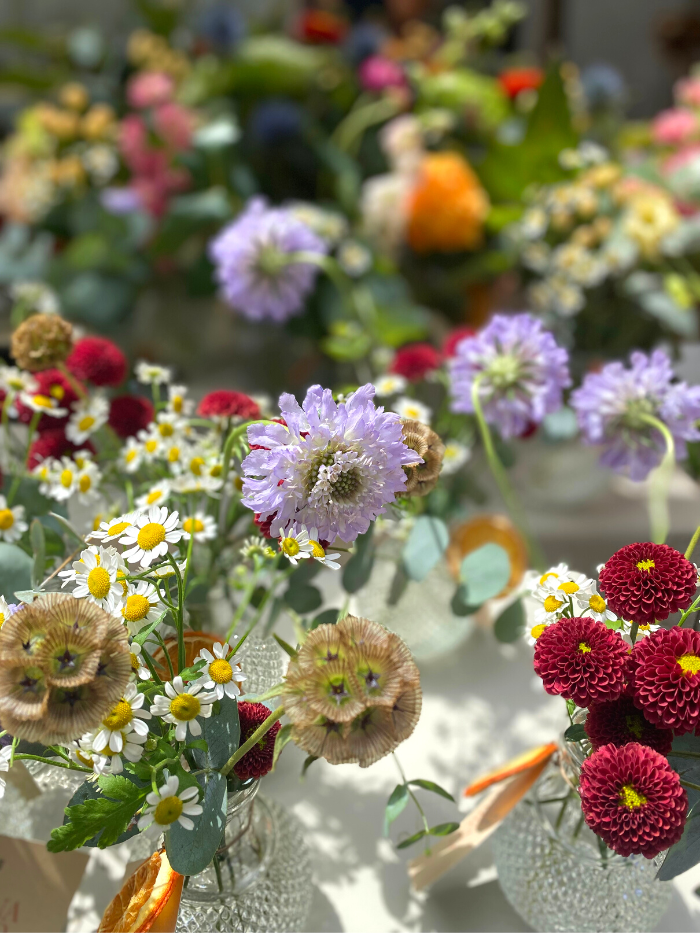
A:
[[88, 512, 142, 546], [74, 460, 102, 504], [441, 440, 470, 475], [91, 682, 152, 756], [129, 641, 151, 680], [119, 439, 143, 473], [58, 545, 124, 611], [181, 512, 216, 542], [197, 641, 246, 700], [135, 361, 172, 385], [121, 582, 164, 635], [120, 506, 184, 569], [167, 384, 193, 416], [0, 496, 27, 544], [208, 197, 329, 323], [66, 394, 109, 444], [19, 391, 67, 419], [374, 374, 408, 397], [393, 397, 432, 425], [449, 313, 571, 438], [153, 411, 187, 440], [136, 481, 171, 510], [138, 775, 203, 838], [151, 676, 216, 741], [571, 349, 700, 480], [0, 367, 37, 404], [242, 384, 418, 544], [279, 526, 314, 565], [573, 584, 618, 625]]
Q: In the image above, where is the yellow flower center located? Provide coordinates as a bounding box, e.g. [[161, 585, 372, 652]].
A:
[[126, 449, 138, 463], [123, 594, 151, 622], [137, 522, 166, 551], [578, 642, 592, 653], [172, 396, 183, 413], [539, 571, 559, 585], [79, 475, 91, 493], [170, 693, 201, 721], [145, 440, 158, 454], [78, 415, 95, 432], [309, 540, 325, 559], [209, 659, 233, 684], [102, 699, 133, 730], [146, 490, 163, 505], [281, 537, 300, 557], [75, 455, 86, 469], [210, 464, 222, 478], [589, 594, 606, 613], [0, 612, 5, 628], [183, 518, 204, 535], [544, 595, 564, 613], [50, 384, 65, 400], [558, 581, 579, 594], [625, 714, 644, 739], [130, 651, 140, 672], [158, 422, 174, 437], [678, 654, 700, 675], [60, 469, 73, 488], [75, 749, 93, 768], [33, 394, 54, 409], [167, 447, 180, 463], [619, 784, 647, 809], [531, 624, 547, 640], [190, 457, 205, 476], [108, 521, 131, 538], [154, 795, 183, 826], [87, 566, 112, 600], [0, 509, 15, 531], [636, 559, 655, 572], [117, 570, 128, 594]]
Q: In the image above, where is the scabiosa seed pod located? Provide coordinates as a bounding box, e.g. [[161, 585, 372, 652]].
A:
[[389, 343, 441, 382], [66, 336, 127, 387], [630, 626, 700, 733], [399, 420, 444, 497], [108, 395, 155, 439], [599, 542, 697, 625], [585, 696, 673, 755], [233, 701, 281, 781], [197, 390, 260, 421], [579, 742, 687, 858], [11, 314, 73, 372], [533, 617, 629, 707]]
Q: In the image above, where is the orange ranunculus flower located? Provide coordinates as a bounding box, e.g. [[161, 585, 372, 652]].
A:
[[407, 152, 490, 253]]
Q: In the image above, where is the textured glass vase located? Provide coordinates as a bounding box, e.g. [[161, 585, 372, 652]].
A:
[[492, 743, 672, 933]]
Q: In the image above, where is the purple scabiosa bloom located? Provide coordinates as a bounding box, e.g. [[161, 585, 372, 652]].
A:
[[241, 384, 419, 544], [571, 349, 700, 481], [448, 313, 571, 438], [208, 197, 329, 323]]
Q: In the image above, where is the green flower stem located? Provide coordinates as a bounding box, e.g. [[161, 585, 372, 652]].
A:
[[153, 630, 175, 681], [235, 566, 295, 650], [225, 569, 261, 644], [287, 251, 377, 339], [667, 750, 700, 760], [167, 553, 186, 673], [678, 593, 700, 627], [221, 419, 275, 498], [220, 705, 285, 778], [629, 622, 639, 644], [638, 413, 675, 545], [7, 408, 41, 506], [681, 780, 700, 793], [182, 497, 195, 595], [140, 644, 164, 686], [57, 362, 87, 399], [14, 753, 91, 773], [686, 525, 700, 560], [125, 479, 135, 512]]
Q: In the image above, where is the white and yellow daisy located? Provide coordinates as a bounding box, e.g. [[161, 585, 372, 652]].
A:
[[32, 458, 58, 496], [525, 621, 554, 647], [0, 496, 28, 544], [65, 394, 109, 445], [58, 545, 124, 611], [136, 481, 171, 510], [136, 427, 163, 461], [137, 775, 202, 838], [181, 512, 216, 543], [83, 727, 147, 775], [394, 396, 432, 425], [135, 361, 172, 385], [45, 456, 81, 502], [0, 596, 11, 630], [304, 526, 341, 569], [441, 440, 470, 475], [0, 367, 37, 415], [88, 511, 142, 546], [151, 675, 216, 741], [374, 374, 407, 397], [67, 737, 110, 778], [120, 506, 184, 569], [279, 526, 315, 565], [91, 683, 152, 756], [19, 391, 67, 418], [129, 641, 151, 681], [118, 438, 144, 473], [167, 384, 194, 416], [196, 641, 246, 700], [153, 411, 187, 440], [573, 584, 618, 625], [74, 460, 102, 505], [121, 582, 164, 635]]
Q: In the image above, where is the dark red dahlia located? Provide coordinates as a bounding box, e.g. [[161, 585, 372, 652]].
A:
[[16, 368, 84, 430], [28, 428, 95, 470], [585, 696, 673, 755], [233, 701, 281, 781], [579, 742, 687, 858], [629, 626, 700, 734], [599, 542, 697, 625], [108, 394, 154, 439], [66, 336, 127, 387], [442, 326, 476, 359], [533, 617, 628, 707], [197, 390, 260, 421], [254, 513, 275, 539], [389, 343, 441, 382]]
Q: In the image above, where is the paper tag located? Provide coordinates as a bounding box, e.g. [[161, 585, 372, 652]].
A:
[[0, 835, 88, 932]]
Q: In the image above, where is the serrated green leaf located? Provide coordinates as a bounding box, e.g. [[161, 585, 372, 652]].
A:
[[460, 543, 510, 607], [396, 828, 428, 849], [48, 775, 148, 852], [429, 822, 460, 837], [408, 779, 455, 802], [384, 783, 409, 836], [166, 772, 226, 875], [494, 599, 526, 643], [133, 611, 169, 646], [272, 723, 293, 772], [402, 516, 449, 582], [192, 694, 240, 771]]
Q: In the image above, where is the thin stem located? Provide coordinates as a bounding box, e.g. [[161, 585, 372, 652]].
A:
[[153, 630, 175, 681], [57, 362, 87, 399], [7, 409, 40, 506], [393, 752, 431, 851], [220, 705, 285, 777], [234, 566, 295, 649], [14, 753, 91, 773], [678, 593, 700, 627], [167, 553, 186, 673], [681, 780, 700, 793], [638, 413, 675, 545], [668, 750, 700, 760], [686, 525, 700, 561], [630, 622, 639, 644]]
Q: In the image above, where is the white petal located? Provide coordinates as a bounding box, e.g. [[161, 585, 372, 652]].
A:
[[177, 815, 194, 830], [178, 785, 199, 802], [188, 719, 202, 736]]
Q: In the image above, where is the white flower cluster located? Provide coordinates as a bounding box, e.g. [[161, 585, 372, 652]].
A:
[[525, 562, 618, 646]]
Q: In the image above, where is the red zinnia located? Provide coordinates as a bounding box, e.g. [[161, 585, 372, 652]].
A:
[[389, 343, 441, 382], [533, 617, 628, 707], [442, 326, 476, 359], [630, 626, 700, 734], [579, 742, 687, 858], [108, 394, 154, 439], [28, 428, 95, 470], [599, 543, 697, 626], [16, 368, 84, 430], [66, 336, 127, 387], [585, 696, 673, 755], [233, 701, 281, 781], [498, 67, 544, 100], [197, 390, 260, 421]]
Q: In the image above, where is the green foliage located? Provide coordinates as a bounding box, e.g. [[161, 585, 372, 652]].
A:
[[310, 608, 341, 630], [192, 695, 240, 771], [273, 634, 298, 659], [494, 599, 526, 643], [301, 755, 318, 778], [384, 784, 409, 836], [396, 828, 427, 849], [0, 542, 33, 602], [408, 779, 455, 802], [284, 582, 323, 614], [402, 516, 449, 582], [563, 723, 587, 743], [166, 772, 227, 876], [30, 519, 45, 589], [374, 303, 430, 348], [272, 723, 294, 772], [48, 774, 148, 852], [342, 527, 375, 594], [415, 67, 509, 132], [459, 543, 510, 607]]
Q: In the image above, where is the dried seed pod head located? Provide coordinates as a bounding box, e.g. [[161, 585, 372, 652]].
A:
[[399, 419, 445, 498], [11, 313, 73, 372]]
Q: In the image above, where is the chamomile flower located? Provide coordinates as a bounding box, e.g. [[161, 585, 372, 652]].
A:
[[136, 481, 171, 510], [279, 526, 314, 565], [68, 738, 109, 777], [58, 545, 124, 611], [88, 728, 147, 774], [136, 428, 163, 461], [19, 391, 67, 418], [46, 457, 81, 502], [120, 506, 183, 569], [394, 396, 432, 425], [121, 582, 164, 635], [0, 496, 27, 544], [153, 411, 187, 440], [573, 584, 618, 625], [305, 527, 341, 569], [162, 440, 188, 473], [66, 394, 109, 444], [525, 621, 552, 647], [129, 641, 151, 680], [240, 538, 277, 561], [181, 512, 216, 543], [91, 683, 152, 755], [167, 384, 194, 416], [441, 440, 470, 475], [151, 676, 216, 741], [135, 361, 172, 385], [74, 460, 102, 504], [88, 512, 142, 546], [137, 775, 202, 838], [0, 596, 12, 629], [119, 438, 143, 473], [197, 641, 246, 700], [374, 374, 408, 397], [0, 746, 12, 799], [0, 367, 37, 415]]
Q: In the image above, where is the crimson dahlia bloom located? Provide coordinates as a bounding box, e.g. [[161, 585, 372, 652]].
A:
[[66, 336, 127, 387], [579, 742, 686, 858], [533, 617, 628, 707], [108, 395, 154, 439], [233, 701, 281, 781], [599, 542, 697, 625], [630, 626, 700, 733], [197, 390, 260, 421], [585, 696, 673, 755], [389, 344, 441, 382]]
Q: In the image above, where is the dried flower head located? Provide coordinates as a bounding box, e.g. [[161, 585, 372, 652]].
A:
[[399, 420, 444, 498], [11, 314, 73, 372]]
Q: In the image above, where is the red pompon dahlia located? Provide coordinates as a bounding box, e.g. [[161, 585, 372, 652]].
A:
[[389, 343, 441, 382], [533, 617, 629, 707], [254, 513, 275, 539], [442, 326, 476, 359], [16, 368, 84, 429], [599, 542, 697, 625], [630, 626, 700, 734], [585, 696, 673, 755], [197, 390, 261, 421], [66, 336, 127, 387], [28, 428, 95, 470], [108, 394, 154, 439], [579, 742, 687, 858], [233, 702, 281, 781]]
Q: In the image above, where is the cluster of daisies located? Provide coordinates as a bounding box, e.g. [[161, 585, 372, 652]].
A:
[[529, 540, 700, 858]]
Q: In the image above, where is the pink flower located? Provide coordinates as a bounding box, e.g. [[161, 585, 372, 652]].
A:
[[652, 108, 698, 146], [675, 76, 700, 109], [358, 56, 407, 93], [153, 103, 195, 151], [127, 71, 175, 109]]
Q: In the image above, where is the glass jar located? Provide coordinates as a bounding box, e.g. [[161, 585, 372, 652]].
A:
[[492, 739, 672, 933]]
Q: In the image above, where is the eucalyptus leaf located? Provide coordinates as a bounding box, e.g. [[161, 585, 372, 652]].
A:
[[408, 779, 455, 802], [166, 772, 227, 876], [192, 695, 240, 771], [429, 822, 460, 837], [402, 516, 449, 582], [563, 723, 587, 743], [0, 542, 32, 602], [384, 783, 409, 836], [310, 608, 340, 630], [283, 583, 322, 614], [396, 829, 427, 849], [342, 527, 375, 594], [494, 600, 526, 643], [657, 809, 700, 880], [301, 755, 318, 778], [460, 543, 510, 607]]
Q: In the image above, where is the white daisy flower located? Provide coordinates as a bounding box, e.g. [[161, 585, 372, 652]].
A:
[[65, 394, 109, 444], [19, 391, 67, 418], [129, 641, 152, 681], [374, 374, 407, 397], [121, 581, 165, 635], [279, 526, 314, 565], [45, 457, 80, 502], [151, 675, 216, 741], [0, 745, 12, 799], [119, 438, 144, 473], [182, 512, 217, 543], [153, 411, 187, 440], [120, 506, 183, 569], [573, 584, 618, 625], [0, 496, 27, 543], [88, 511, 142, 546], [0, 596, 11, 630], [531, 564, 570, 589], [337, 239, 372, 277], [91, 729, 148, 774], [136, 428, 163, 461], [67, 737, 110, 777], [136, 481, 171, 510], [524, 621, 555, 647], [58, 545, 124, 611], [91, 683, 152, 756], [138, 774, 202, 838], [0, 367, 37, 415], [135, 361, 172, 385], [167, 384, 194, 416], [394, 396, 432, 425], [196, 641, 246, 700], [162, 440, 189, 474], [441, 440, 470, 475], [74, 460, 102, 504], [304, 527, 341, 569]]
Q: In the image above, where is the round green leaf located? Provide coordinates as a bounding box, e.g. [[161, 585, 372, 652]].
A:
[[166, 772, 227, 876], [402, 516, 449, 582], [494, 599, 526, 643], [0, 542, 32, 602], [460, 543, 510, 607]]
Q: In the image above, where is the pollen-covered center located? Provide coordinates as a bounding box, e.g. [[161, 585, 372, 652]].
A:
[[619, 784, 647, 809], [158, 422, 174, 437], [183, 518, 204, 535], [306, 448, 361, 502], [309, 540, 325, 559], [636, 559, 655, 572], [190, 456, 205, 476], [678, 653, 700, 675], [578, 642, 592, 654], [102, 699, 133, 730], [154, 795, 183, 825], [589, 594, 606, 613], [78, 415, 95, 432], [170, 693, 200, 721], [146, 490, 163, 505], [123, 594, 151, 622], [539, 571, 559, 585], [209, 659, 233, 684], [33, 394, 54, 409], [130, 651, 140, 672], [79, 475, 91, 493], [281, 537, 300, 557], [0, 509, 15, 531], [137, 522, 166, 551], [108, 522, 131, 538], [544, 595, 563, 613], [558, 581, 579, 594], [531, 624, 547, 640], [60, 469, 73, 488], [87, 566, 111, 599]]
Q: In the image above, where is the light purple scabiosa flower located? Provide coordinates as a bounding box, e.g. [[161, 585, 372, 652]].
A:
[[241, 384, 419, 544], [208, 197, 328, 323], [448, 313, 571, 439], [571, 349, 700, 481]]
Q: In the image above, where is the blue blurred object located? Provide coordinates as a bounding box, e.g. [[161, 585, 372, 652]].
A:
[[581, 63, 627, 110], [343, 21, 388, 66], [196, 2, 246, 55], [249, 99, 304, 147]]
